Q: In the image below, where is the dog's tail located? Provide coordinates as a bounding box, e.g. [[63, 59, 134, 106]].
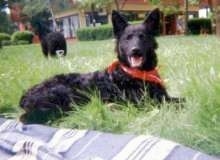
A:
[[56, 50, 65, 57]]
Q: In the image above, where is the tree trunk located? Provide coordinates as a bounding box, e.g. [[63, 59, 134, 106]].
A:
[[213, 0, 220, 36], [48, 0, 57, 31], [162, 13, 166, 35], [208, 0, 213, 12], [91, 3, 96, 27], [216, 10, 220, 36], [114, 0, 119, 11], [184, 0, 188, 35]]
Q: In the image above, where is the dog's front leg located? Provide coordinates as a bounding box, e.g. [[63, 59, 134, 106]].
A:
[[149, 84, 185, 104], [165, 96, 186, 103]]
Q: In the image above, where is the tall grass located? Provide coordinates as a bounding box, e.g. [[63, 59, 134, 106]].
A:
[[0, 36, 219, 155]]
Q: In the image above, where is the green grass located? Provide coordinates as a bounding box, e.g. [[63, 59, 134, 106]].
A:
[[0, 36, 220, 155]]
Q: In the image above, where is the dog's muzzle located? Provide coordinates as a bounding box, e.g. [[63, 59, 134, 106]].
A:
[[56, 50, 65, 56], [128, 47, 144, 68]]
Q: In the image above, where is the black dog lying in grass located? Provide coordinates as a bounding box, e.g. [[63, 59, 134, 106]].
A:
[[19, 9, 184, 123]]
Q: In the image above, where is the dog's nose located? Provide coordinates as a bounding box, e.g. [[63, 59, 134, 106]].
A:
[[131, 47, 141, 55]]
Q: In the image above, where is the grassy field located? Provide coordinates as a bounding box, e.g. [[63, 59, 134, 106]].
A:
[[0, 35, 220, 156]]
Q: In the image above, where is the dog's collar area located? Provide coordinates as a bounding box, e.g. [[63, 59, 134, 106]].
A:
[[107, 61, 164, 86]]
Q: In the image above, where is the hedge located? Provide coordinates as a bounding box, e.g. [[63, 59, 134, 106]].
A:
[[77, 25, 113, 41], [1, 40, 12, 46], [11, 31, 34, 43], [0, 33, 11, 48], [187, 18, 212, 35], [76, 20, 161, 41], [0, 33, 11, 42]]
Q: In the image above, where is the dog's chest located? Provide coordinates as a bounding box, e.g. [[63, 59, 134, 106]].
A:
[[110, 68, 145, 87], [107, 69, 149, 103]]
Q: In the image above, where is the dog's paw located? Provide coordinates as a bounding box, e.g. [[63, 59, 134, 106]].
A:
[[166, 97, 186, 109], [169, 97, 186, 103]]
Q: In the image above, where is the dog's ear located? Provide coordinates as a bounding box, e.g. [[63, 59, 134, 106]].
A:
[[112, 10, 128, 38], [143, 8, 160, 35]]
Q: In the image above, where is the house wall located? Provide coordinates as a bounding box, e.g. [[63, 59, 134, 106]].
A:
[[55, 10, 85, 38], [56, 14, 80, 38], [54, 0, 209, 37]]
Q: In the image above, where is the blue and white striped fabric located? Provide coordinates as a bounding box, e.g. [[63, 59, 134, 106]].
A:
[[0, 118, 218, 160]]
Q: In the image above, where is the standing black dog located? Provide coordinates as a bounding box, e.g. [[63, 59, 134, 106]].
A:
[[40, 32, 67, 57], [19, 9, 183, 123], [36, 22, 67, 57]]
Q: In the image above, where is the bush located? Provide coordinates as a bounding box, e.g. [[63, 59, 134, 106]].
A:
[[77, 25, 113, 41], [1, 40, 12, 46], [187, 18, 212, 35], [0, 33, 11, 48], [77, 20, 161, 41], [11, 31, 34, 43], [122, 12, 139, 21], [0, 33, 11, 42]]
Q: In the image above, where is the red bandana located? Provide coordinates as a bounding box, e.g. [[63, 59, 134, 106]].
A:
[[107, 61, 164, 86]]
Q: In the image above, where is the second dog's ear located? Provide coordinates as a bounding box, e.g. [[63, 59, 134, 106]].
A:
[[143, 8, 160, 35], [112, 10, 128, 38]]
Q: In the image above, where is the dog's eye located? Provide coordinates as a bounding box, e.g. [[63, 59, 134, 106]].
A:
[[126, 34, 133, 40], [139, 34, 145, 39]]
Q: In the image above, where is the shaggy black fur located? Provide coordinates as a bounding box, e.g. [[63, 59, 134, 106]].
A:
[[40, 32, 67, 57], [19, 9, 183, 123]]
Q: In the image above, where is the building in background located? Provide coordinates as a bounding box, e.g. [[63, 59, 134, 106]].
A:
[[54, 0, 213, 38], [9, 0, 214, 39]]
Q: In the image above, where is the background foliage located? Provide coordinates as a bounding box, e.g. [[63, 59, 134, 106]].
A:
[[187, 18, 212, 34]]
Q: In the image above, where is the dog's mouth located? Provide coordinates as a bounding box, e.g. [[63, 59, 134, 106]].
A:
[[128, 55, 144, 68]]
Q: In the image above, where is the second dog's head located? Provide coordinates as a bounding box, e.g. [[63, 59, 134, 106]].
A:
[[112, 9, 160, 71]]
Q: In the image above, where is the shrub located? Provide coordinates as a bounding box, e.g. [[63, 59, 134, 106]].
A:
[[11, 31, 34, 43], [122, 12, 139, 21], [187, 18, 212, 35], [0, 33, 11, 42], [0, 33, 11, 48], [1, 40, 12, 46], [77, 20, 161, 41], [77, 25, 113, 41]]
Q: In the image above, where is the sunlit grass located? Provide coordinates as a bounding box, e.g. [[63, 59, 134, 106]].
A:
[[0, 36, 220, 155]]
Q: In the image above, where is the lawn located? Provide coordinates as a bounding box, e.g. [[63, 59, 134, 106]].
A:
[[0, 35, 220, 156]]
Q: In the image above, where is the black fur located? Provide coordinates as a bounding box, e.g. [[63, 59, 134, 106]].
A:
[[19, 9, 183, 123], [40, 32, 67, 57]]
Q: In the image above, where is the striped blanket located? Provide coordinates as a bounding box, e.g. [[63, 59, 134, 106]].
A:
[[0, 118, 218, 160]]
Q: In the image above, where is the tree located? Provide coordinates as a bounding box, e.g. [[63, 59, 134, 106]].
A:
[[213, 0, 220, 36], [16, 0, 52, 37], [0, 1, 8, 9], [0, 11, 15, 33], [50, 0, 74, 13], [147, 0, 201, 34], [186, 0, 200, 34], [148, 0, 160, 5], [76, 0, 113, 26], [185, 0, 189, 34], [7, 0, 64, 35], [114, 0, 120, 11], [1, 0, 78, 34], [0, 1, 16, 33]]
